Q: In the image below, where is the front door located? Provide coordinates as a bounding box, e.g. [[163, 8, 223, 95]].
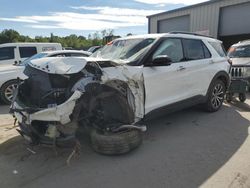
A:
[[143, 38, 191, 114]]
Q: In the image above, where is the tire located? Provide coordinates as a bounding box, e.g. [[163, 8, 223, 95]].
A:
[[90, 129, 143, 155], [204, 79, 226, 112], [0, 80, 18, 105], [226, 93, 233, 103], [239, 93, 246, 103]]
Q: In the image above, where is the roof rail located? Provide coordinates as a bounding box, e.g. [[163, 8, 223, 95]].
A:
[[168, 31, 214, 38]]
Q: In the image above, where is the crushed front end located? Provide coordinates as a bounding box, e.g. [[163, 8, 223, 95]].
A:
[[10, 57, 144, 147]]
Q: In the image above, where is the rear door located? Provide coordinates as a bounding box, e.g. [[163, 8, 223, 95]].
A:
[[181, 38, 214, 96]]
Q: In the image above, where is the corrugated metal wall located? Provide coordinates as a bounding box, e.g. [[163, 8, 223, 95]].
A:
[[219, 2, 250, 36], [158, 15, 190, 33], [148, 0, 250, 38]]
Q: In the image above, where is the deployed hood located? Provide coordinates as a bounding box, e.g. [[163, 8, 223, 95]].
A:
[[29, 57, 88, 74], [28, 57, 117, 74], [231, 58, 250, 66]]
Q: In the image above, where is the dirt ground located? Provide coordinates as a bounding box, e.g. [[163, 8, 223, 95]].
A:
[[0, 97, 250, 188]]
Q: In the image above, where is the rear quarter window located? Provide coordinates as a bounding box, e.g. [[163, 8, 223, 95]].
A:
[[208, 42, 226, 57]]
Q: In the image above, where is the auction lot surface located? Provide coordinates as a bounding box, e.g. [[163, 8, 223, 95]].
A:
[[0, 97, 250, 188]]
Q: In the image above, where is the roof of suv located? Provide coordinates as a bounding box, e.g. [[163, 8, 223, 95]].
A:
[[118, 33, 220, 43]]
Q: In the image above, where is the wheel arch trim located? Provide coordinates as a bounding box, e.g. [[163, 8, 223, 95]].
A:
[[206, 71, 230, 97]]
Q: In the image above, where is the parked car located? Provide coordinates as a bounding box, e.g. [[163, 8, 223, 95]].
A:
[[228, 40, 250, 80], [226, 40, 250, 102], [87, 46, 102, 53], [10, 33, 230, 155], [0, 43, 62, 66], [0, 50, 91, 104]]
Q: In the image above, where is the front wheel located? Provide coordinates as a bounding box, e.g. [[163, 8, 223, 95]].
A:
[[204, 79, 226, 112]]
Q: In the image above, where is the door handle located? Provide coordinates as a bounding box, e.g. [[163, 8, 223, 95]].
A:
[[177, 66, 186, 71]]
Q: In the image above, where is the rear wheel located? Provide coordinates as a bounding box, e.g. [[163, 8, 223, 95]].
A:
[[0, 80, 18, 104], [204, 79, 226, 112]]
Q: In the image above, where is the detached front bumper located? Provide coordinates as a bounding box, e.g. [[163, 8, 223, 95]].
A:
[[10, 91, 83, 146]]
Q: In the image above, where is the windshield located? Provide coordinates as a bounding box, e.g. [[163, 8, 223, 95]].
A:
[[20, 52, 49, 65], [228, 45, 250, 58], [91, 38, 155, 63]]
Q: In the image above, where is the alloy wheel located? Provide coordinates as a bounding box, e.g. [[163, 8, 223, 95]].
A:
[[211, 83, 224, 109], [4, 83, 18, 102]]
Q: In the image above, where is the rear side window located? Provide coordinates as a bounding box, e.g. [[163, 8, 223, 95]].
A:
[[0, 47, 15, 60], [209, 42, 226, 57], [183, 39, 211, 60], [19, 47, 37, 58]]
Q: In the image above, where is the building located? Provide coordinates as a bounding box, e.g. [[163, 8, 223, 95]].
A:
[[147, 0, 250, 49]]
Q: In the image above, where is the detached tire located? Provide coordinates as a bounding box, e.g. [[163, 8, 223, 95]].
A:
[[90, 129, 143, 155]]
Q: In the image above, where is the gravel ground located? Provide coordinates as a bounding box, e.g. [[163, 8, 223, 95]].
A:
[[0, 97, 250, 188]]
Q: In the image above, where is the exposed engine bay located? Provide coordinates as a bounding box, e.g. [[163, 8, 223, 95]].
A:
[[10, 57, 145, 147]]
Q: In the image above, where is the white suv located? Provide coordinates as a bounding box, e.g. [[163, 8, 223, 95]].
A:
[[11, 33, 230, 155]]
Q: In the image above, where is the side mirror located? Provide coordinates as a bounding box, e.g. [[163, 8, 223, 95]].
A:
[[152, 55, 172, 66]]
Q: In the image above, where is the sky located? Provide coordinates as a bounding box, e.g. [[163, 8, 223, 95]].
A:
[[0, 0, 209, 38]]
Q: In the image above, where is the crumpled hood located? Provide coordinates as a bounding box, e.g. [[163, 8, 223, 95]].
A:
[[28, 57, 113, 74], [29, 57, 88, 74], [231, 58, 250, 66]]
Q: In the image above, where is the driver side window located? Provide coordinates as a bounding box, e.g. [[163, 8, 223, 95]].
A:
[[152, 38, 184, 63]]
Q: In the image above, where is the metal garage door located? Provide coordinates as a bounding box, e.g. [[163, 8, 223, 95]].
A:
[[219, 2, 250, 36], [158, 15, 190, 33]]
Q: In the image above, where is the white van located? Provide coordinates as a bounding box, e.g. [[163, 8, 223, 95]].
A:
[[0, 43, 62, 66]]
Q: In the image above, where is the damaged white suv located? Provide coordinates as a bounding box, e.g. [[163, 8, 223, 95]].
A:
[[10, 33, 230, 155]]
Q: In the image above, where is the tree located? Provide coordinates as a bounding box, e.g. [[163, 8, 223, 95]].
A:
[[0, 29, 114, 49], [0, 29, 21, 43]]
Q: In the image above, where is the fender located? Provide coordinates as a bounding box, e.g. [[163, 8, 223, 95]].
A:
[[206, 71, 230, 97]]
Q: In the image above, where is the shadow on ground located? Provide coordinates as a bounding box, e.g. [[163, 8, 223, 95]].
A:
[[0, 105, 10, 115], [0, 104, 249, 188]]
